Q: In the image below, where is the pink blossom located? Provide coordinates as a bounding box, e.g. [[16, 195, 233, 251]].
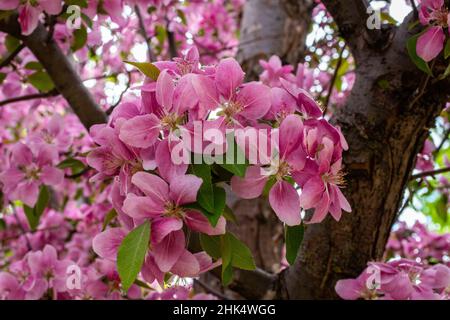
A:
[[0, 143, 63, 207]]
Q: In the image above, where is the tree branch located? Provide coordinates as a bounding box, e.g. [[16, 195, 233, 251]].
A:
[[0, 89, 59, 107], [410, 167, 450, 180], [0, 43, 24, 69], [0, 15, 107, 129], [321, 0, 393, 59], [135, 5, 155, 61]]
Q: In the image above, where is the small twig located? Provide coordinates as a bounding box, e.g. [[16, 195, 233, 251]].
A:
[[0, 89, 59, 107], [323, 44, 346, 115], [435, 127, 450, 154], [0, 44, 25, 69], [410, 166, 450, 180], [193, 279, 231, 300], [408, 60, 436, 110], [135, 5, 155, 61], [410, 0, 419, 18], [105, 71, 131, 115]]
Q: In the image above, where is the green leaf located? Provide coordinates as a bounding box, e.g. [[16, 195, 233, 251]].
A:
[[57, 157, 85, 175], [435, 195, 448, 224], [445, 39, 450, 59], [380, 12, 397, 25], [27, 71, 55, 93], [25, 61, 43, 71], [64, 0, 88, 7], [192, 164, 215, 212], [218, 133, 249, 177], [221, 261, 233, 286], [176, 9, 187, 25], [71, 26, 88, 52], [225, 232, 256, 270], [0, 73, 6, 85], [210, 186, 226, 226], [285, 224, 304, 265], [102, 209, 117, 231], [5, 35, 20, 52], [199, 234, 221, 259], [0, 218, 6, 231], [406, 33, 433, 76], [155, 25, 166, 46], [223, 205, 237, 223], [117, 221, 150, 292], [23, 186, 50, 231], [124, 61, 160, 81]]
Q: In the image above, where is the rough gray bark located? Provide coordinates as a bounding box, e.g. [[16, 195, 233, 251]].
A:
[[278, 6, 450, 298], [0, 15, 107, 129], [226, 0, 315, 275], [219, 1, 450, 300], [237, 0, 315, 80]]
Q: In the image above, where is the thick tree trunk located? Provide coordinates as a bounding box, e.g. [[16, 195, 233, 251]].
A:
[[237, 0, 314, 80], [278, 13, 450, 299]]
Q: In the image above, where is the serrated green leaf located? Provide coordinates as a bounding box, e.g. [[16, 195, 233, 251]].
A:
[[27, 71, 55, 93], [406, 33, 433, 76], [285, 224, 304, 265], [23, 186, 50, 231], [124, 61, 160, 81], [117, 221, 150, 292]]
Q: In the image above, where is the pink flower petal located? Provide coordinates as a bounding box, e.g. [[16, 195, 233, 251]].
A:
[[230, 166, 268, 199], [118, 114, 161, 148], [417, 26, 445, 62], [169, 174, 202, 206], [268, 180, 301, 226], [184, 210, 226, 235], [92, 228, 126, 261], [131, 172, 169, 205], [216, 58, 244, 100], [153, 230, 185, 272]]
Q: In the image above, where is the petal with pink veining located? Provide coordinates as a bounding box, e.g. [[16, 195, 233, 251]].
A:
[[268, 180, 301, 226], [118, 114, 161, 148], [153, 230, 185, 272]]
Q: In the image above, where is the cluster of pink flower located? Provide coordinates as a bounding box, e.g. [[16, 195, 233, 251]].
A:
[[87, 45, 351, 288], [336, 258, 450, 300], [0, 108, 211, 299], [386, 221, 450, 266], [259, 55, 355, 108], [416, 0, 450, 62], [336, 220, 450, 300]]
